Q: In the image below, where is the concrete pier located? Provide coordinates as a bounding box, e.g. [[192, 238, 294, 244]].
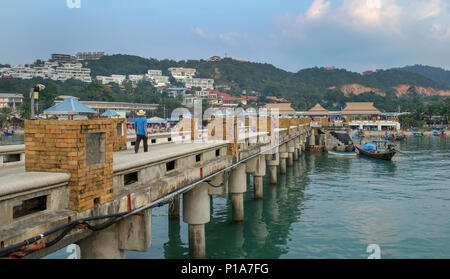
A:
[[0, 117, 312, 259], [229, 164, 247, 222], [183, 183, 210, 259]]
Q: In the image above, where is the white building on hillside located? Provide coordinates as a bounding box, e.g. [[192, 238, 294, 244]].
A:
[[0, 93, 23, 111], [168, 67, 196, 80], [97, 74, 126, 85], [184, 78, 214, 89], [128, 74, 145, 84]]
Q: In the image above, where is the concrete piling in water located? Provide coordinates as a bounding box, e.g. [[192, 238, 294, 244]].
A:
[[183, 183, 210, 259], [279, 143, 288, 174], [266, 151, 279, 185], [253, 155, 266, 200], [168, 196, 180, 219], [78, 223, 125, 259], [228, 164, 247, 222]]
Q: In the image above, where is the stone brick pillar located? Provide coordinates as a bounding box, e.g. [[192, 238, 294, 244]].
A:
[[24, 119, 115, 212]]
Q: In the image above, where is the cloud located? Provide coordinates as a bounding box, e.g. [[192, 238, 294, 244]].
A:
[[192, 27, 246, 46], [271, 0, 450, 71], [192, 27, 215, 40], [305, 0, 331, 21], [417, 0, 447, 20]]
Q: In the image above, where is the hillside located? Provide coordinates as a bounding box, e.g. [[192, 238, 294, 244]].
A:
[[400, 65, 450, 87], [2, 54, 449, 114]]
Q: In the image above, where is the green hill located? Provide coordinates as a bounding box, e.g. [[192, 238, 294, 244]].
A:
[[400, 65, 450, 87], [1, 54, 449, 114]]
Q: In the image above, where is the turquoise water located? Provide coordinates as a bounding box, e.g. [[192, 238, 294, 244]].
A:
[[46, 136, 449, 259]]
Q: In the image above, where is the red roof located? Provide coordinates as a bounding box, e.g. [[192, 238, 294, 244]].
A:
[[132, 85, 137, 89], [119, 85, 125, 89], [266, 96, 287, 103], [242, 96, 257, 100], [104, 84, 112, 88], [205, 89, 241, 101], [324, 67, 334, 71]]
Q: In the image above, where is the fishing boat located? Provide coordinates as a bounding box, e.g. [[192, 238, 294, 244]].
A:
[[412, 131, 425, 137], [327, 149, 357, 157], [355, 140, 396, 161], [433, 129, 447, 137]]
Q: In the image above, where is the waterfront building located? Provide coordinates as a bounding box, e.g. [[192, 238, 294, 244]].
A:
[[265, 103, 296, 115], [341, 102, 400, 131], [0, 93, 23, 111], [53, 99, 158, 115]]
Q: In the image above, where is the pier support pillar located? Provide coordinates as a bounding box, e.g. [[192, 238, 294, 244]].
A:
[[253, 155, 266, 200], [267, 150, 279, 185], [269, 165, 277, 184], [280, 158, 287, 174], [169, 196, 180, 219], [183, 183, 210, 259], [293, 148, 299, 161], [254, 176, 263, 200], [188, 224, 206, 259], [279, 144, 288, 175], [118, 209, 152, 252], [229, 164, 247, 222], [231, 193, 244, 222], [78, 223, 125, 259]]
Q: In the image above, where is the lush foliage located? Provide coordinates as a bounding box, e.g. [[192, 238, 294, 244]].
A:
[[399, 97, 450, 128], [400, 65, 450, 87], [1, 55, 449, 119]]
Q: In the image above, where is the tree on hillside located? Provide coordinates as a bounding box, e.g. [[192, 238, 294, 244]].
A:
[[0, 107, 12, 127]]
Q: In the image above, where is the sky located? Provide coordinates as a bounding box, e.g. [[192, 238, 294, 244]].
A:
[[1, 0, 450, 73]]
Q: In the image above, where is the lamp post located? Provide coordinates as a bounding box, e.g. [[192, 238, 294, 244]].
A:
[[30, 84, 45, 119]]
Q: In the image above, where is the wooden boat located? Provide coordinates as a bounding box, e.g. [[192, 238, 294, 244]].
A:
[[327, 149, 357, 157], [355, 140, 397, 161]]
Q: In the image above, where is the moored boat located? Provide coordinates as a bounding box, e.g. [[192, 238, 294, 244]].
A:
[[327, 149, 357, 156], [355, 140, 397, 161]]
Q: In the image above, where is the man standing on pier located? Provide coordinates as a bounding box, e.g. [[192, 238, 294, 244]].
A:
[[134, 110, 148, 153]]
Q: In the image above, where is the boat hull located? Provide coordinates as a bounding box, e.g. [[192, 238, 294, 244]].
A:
[[327, 150, 357, 157], [355, 146, 396, 161]]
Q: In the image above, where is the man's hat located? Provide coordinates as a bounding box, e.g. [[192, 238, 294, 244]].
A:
[[137, 110, 145, 116]]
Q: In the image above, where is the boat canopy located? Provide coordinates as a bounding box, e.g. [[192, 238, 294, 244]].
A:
[[373, 140, 390, 143], [361, 143, 377, 151]]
